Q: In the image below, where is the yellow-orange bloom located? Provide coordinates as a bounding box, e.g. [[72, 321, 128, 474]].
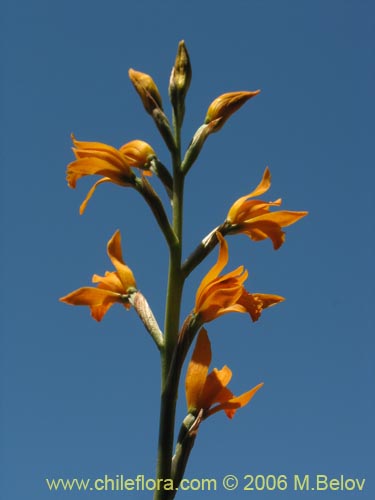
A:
[[67, 135, 155, 214], [185, 328, 263, 419], [60, 230, 136, 321], [227, 167, 308, 249], [194, 233, 284, 323], [205, 91, 261, 132]]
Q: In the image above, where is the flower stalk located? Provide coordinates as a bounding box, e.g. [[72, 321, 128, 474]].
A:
[[60, 40, 308, 500]]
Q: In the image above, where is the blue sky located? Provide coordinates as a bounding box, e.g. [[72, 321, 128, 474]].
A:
[[2, 0, 374, 498]]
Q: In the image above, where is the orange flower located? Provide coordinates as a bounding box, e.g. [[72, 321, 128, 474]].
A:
[[205, 91, 261, 132], [60, 230, 136, 321], [194, 232, 284, 323], [226, 167, 308, 249], [185, 328, 263, 419], [66, 135, 155, 214]]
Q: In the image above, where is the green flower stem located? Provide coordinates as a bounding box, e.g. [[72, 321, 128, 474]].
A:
[[154, 118, 185, 500], [151, 159, 174, 201], [171, 412, 202, 498], [135, 177, 178, 249]]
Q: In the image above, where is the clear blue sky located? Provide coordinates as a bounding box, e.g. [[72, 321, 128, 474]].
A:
[[2, 0, 374, 498]]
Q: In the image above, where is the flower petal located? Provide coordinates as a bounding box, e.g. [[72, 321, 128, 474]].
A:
[[185, 328, 212, 411], [227, 167, 271, 221], [107, 231, 137, 291], [200, 366, 232, 409], [59, 286, 120, 306], [195, 232, 229, 309], [79, 178, 113, 215], [251, 210, 309, 227], [207, 382, 264, 419]]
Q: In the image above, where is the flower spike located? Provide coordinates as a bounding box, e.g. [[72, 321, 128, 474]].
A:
[[60, 230, 136, 321], [226, 167, 308, 249]]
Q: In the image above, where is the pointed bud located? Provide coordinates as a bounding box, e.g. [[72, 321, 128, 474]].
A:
[[205, 90, 261, 132], [169, 40, 192, 108], [128, 68, 163, 114]]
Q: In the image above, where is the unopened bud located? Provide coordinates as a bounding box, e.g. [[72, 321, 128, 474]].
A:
[[205, 90, 261, 132], [169, 40, 192, 106], [128, 68, 163, 114]]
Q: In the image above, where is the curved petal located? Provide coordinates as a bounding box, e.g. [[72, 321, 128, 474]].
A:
[[59, 286, 120, 306], [200, 366, 233, 409], [92, 271, 124, 293], [227, 167, 271, 221], [107, 231, 137, 291], [195, 233, 229, 309], [207, 382, 264, 419], [252, 293, 285, 309], [73, 148, 128, 171], [67, 157, 132, 188], [71, 134, 126, 162], [185, 328, 212, 411], [251, 210, 309, 227], [230, 198, 282, 223], [90, 302, 116, 322], [241, 220, 286, 250], [79, 178, 113, 215], [237, 290, 284, 321]]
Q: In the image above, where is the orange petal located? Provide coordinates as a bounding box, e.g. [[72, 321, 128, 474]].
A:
[[227, 168, 271, 221], [195, 233, 229, 308], [59, 286, 120, 306], [200, 366, 232, 409], [251, 210, 308, 227], [79, 178, 112, 215], [71, 134, 125, 160], [230, 198, 282, 224], [207, 382, 264, 418], [252, 293, 285, 309], [185, 328, 211, 411], [107, 231, 137, 291], [90, 302, 115, 322], [241, 220, 286, 249], [67, 157, 132, 185], [92, 271, 124, 293], [237, 290, 284, 321]]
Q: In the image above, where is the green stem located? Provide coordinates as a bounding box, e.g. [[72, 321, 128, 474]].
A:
[[154, 116, 185, 500]]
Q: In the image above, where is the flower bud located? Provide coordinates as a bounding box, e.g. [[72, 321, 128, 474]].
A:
[[128, 68, 163, 114], [169, 40, 192, 105], [204, 90, 261, 132]]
